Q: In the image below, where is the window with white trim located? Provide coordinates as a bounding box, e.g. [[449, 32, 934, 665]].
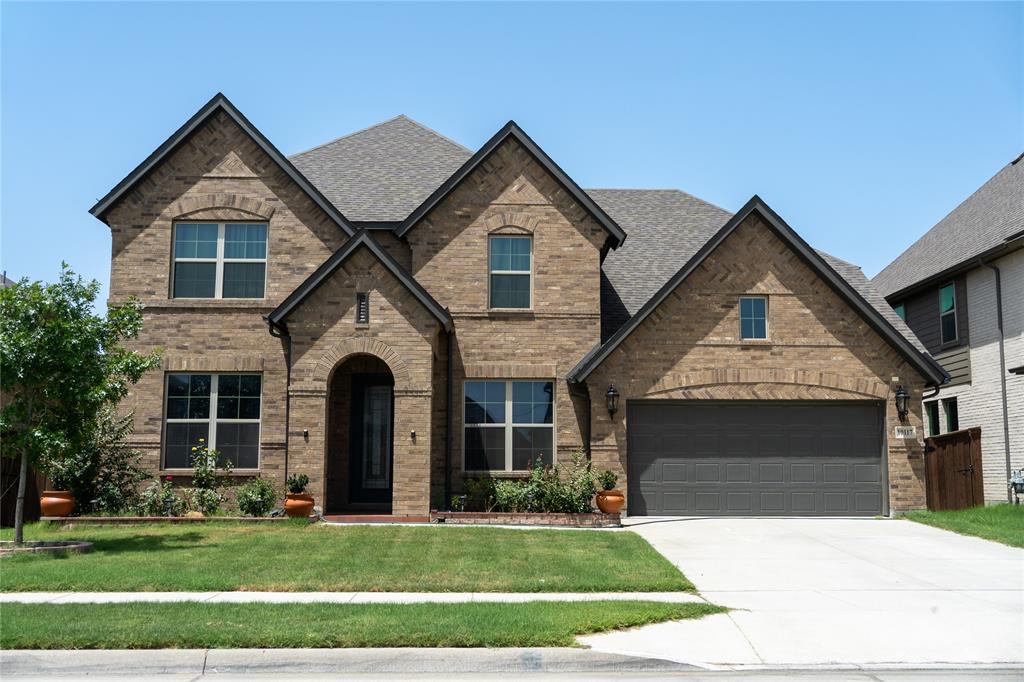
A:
[[164, 373, 262, 469], [489, 236, 531, 309], [464, 380, 553, 471], [939, 283, 957, 344], [172, 222, 267, 298]]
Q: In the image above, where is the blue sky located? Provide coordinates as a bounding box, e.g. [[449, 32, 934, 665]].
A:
[[2, 2, 1020, 301]]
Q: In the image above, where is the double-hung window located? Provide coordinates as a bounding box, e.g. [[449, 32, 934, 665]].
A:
[[925, 401, 940, 437], [489, 236, 531, 309], [739, 296, 768, 340], [464, 380, 553, 472], [172, 222, 267, 298], [164, 373, 262, 469], [939, 283, 957, 344]]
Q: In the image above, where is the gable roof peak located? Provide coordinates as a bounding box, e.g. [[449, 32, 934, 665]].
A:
[[88, 92, 356, 236], [396, 119, 627, 247], [292, 114, 472, 158]]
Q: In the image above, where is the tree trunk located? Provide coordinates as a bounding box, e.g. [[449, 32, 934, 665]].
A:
[[14, 448, 28, 545]]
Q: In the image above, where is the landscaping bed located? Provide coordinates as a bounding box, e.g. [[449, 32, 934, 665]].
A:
[[431, 511, 620, 527], [41, 515, 299, 525], [905, 503, 1024, 548], [0, 522, 692, 592], [0, 600, 723, 649]]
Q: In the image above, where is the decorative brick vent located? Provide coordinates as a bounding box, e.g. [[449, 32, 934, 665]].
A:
[[430, 511, 620, 528]]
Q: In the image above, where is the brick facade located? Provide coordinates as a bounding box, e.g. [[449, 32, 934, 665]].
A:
[[584, 214, 930, 513], [100, 106, 935, 517]]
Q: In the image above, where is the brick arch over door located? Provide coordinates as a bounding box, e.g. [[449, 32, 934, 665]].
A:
[[310, 338, 413, 389], [640, 368, 891, 401], [168, 193, 276, 220]]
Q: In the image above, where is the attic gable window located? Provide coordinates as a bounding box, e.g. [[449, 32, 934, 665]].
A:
[[172, 222, 267, 299], [739, 296, 768, 340], [489, 236, 531, 309]]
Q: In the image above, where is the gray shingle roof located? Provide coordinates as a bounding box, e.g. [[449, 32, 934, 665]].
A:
[[292, 118, 932, 361], [290, 115, 472, 223], [873, 154, 1024, 298]]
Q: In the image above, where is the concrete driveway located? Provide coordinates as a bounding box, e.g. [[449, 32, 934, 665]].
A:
[[580, 517, 1024, 667]]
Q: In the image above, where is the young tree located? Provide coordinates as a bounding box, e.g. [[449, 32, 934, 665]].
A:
[[0, 266, 160, 543]]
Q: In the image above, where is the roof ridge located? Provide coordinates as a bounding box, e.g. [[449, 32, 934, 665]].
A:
[[290, 114, 470, 158]]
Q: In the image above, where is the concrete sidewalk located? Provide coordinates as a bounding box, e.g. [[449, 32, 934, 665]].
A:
[[0, 591, 706, 604], [3, 649, 1022, 679]]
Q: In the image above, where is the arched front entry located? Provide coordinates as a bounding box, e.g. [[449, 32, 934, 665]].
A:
[[325, 354, 395, 513]]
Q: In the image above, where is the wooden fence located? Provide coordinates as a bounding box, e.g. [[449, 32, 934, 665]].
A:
[[924, 427, 983, 511]]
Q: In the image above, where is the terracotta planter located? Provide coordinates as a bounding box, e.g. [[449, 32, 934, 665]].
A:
[[595, 489, 625, 514], [284, 492, 314, 518], [40, 491, 75, 517]]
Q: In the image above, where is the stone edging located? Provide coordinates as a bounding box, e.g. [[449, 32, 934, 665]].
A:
[[430, 511, 621, 527], [0, 540, 93, 557]]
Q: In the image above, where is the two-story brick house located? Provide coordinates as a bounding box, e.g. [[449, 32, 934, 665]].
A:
[[90, 94, 946, 517], [874, 154, 1023, 504]]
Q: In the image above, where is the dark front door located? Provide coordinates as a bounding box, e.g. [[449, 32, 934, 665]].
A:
[[349, 374, 394, 506], [627, 401, 885, 516]]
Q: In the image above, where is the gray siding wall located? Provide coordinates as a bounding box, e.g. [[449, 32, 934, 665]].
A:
[[934, 345, 971, 386], [897, 275, 969, 355]]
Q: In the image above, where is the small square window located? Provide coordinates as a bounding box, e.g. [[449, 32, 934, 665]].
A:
[[739, 296, 768, 340]]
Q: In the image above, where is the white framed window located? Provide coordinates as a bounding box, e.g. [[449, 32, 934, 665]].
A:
[[739, 296, 768, 340], [464, 380, 554, 472], [489, 236, 531, 309], [172, 222, 267, 299], [939, 283, 957, 344], [163, 373, 262, 469]]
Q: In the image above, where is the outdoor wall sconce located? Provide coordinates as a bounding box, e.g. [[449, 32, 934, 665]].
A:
[[605, 384, 620, 418], [410, 430, 416, 442], [894, 385, 909, 423], [303, 428, 309, 441]]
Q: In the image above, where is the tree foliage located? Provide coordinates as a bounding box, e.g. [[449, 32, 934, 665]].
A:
[[0, 265, 160, 538]]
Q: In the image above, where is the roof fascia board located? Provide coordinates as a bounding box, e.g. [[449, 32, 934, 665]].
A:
[[396, 121, 626, 247], [881, 235, 1024, 302], [89, 93, 356, 237], [569, 196, 946, 385], [268, 231, 452, 330]]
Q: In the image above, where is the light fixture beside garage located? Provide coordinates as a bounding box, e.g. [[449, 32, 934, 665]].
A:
[[605, 384, 620, 418], [894, 385, 909, 423]]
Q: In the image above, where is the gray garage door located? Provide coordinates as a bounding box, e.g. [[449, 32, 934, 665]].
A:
[[627, 402, 884, 516]]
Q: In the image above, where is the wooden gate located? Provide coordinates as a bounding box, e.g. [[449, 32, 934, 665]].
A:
[[924, 427, 983, 511]]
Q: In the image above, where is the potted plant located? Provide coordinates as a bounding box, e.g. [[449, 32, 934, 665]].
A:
[[283, 473, 314, 518], [39, 459, 76, 517], [595, 470, 625, 514]]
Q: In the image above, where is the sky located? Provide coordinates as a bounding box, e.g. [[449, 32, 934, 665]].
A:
[[2, 1, 1021, 303]]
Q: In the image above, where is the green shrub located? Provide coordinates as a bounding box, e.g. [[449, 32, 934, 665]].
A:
[[286, 473, 309, 494], [479, 451, 596, 514], [597, 470, 618, 492], [237, 477, 278, 517], [139, 477, 185, 516], [183, 440, 232, 515]]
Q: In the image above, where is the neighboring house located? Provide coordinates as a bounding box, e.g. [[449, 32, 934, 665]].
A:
[[89, 93, 946, 518], [874, 154, 1024, 504]]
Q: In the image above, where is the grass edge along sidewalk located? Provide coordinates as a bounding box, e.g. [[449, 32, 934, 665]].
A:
[[0, 601, 725, 649], [0, 522, 692, 593], [905, 504, 1024, 548]]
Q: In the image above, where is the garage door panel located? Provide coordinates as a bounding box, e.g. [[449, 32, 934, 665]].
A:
[[628, 402, 883, 517]]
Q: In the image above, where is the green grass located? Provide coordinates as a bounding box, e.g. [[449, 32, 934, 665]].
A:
[[905, 504, 1024, 548], [0, 601, 724, 649], [0, 522, 691, 592]]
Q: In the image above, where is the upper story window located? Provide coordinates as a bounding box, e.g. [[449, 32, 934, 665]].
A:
[[172, 222, 267, 299], [939, 283, 957, 344], [925, 401, 940, 437], [164, 373, 262, 469], [489, 236, 531, 309], [464, 380, 553, 472], [893, 303, 906, 321], [739, 296, 768, 340]]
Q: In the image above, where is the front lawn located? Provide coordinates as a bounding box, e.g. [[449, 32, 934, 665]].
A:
[[0, 601, 723, 649], [0, 522, 691, 592], [905, 504, 1024, 548]]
